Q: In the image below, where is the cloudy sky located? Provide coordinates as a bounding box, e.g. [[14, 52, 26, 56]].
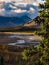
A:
[[0, 0, 46, 19], [0, 0, 45, 3]]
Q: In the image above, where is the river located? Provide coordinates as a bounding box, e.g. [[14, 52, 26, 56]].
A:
[[0, 33, 41, 47]]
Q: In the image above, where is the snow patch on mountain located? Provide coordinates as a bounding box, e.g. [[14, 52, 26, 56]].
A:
[[0, 2, 39, 18], [0, 1, 40, 28]]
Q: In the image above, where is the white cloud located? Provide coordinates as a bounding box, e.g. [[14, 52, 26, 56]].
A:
[[9, 4, 17, 9], [29, 7, 35, 12], [0, 1, 39, 18], [12, 9, 27, 13], [37, 0, 46, 4]]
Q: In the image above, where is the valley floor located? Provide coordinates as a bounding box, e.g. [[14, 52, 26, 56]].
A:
[[0, 22, 42, 65]]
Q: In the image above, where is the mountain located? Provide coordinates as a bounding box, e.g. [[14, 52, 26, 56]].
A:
[[0, 15, 31, 28], [0, 1, 39, 28]]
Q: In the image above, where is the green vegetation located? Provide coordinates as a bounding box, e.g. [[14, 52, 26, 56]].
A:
[[37, 0, 49, 65], [22, 0, 49, 65]]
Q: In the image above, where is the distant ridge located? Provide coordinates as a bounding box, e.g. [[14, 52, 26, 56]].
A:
[[0, 15, 31, 28]]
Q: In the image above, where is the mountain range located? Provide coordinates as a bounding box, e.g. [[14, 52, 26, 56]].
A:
[[0, 1, 39, 28]]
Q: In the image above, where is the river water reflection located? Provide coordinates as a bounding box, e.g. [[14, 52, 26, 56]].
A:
[[0, 33, 41, 47]]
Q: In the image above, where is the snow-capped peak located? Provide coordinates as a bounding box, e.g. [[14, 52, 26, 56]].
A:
[[0, 1, 39, 17], [0, 0, 40, 28]]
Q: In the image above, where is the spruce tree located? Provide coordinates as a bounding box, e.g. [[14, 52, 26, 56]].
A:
[[22, 0, 49, 65], [38, 0, 49, 65]]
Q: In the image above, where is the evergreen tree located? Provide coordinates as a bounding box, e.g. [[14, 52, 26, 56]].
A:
[[22, 0, 49, 65], [38, 0, 49, 65]]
